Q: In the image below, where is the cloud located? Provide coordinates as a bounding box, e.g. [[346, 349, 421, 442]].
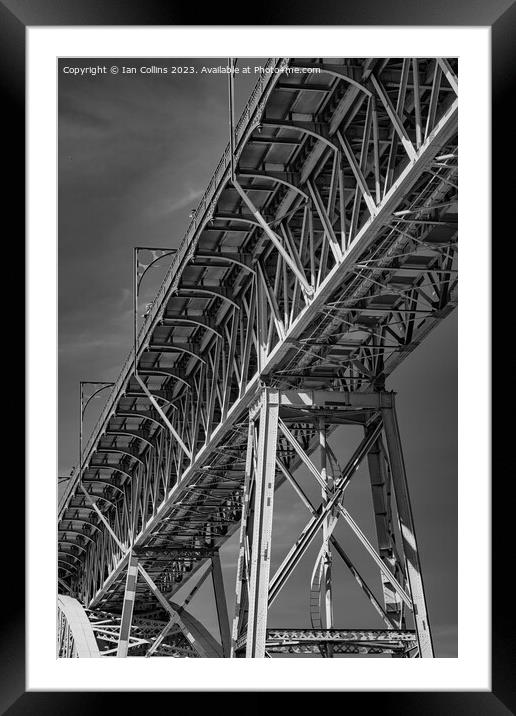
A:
[[149, 187, 204, 219]]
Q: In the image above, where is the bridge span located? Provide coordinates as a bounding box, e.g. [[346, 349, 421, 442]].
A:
[[58, 56, 458, 658]]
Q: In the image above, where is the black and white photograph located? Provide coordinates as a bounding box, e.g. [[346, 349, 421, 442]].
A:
[[4, 3, 502, 705], [57, 55, 459, 660]]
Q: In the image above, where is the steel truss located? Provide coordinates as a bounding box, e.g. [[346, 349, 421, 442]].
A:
[[58, 56, 457, 658], [230, 389, 431, 658], [258, 629, 417, 656]]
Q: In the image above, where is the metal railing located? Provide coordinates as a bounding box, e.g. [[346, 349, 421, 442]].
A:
[[59, 58, 288, 516]]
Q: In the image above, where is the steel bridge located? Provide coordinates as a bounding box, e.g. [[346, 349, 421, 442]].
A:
[[58, 57, 458, 659]]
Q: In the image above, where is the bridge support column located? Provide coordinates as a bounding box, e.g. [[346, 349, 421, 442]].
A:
[[381, 397, 434, 657], [211, 550, 231, 657], [116, 551, 139, 657], [230, 421, 254, 657], [318, 417, 334, 658], [229, 389, 433, 658], [366, 436, 405, 629], [238, 388, 280, 658]]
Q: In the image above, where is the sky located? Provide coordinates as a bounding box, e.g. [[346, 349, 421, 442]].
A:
[[58, 58, 457, 657]]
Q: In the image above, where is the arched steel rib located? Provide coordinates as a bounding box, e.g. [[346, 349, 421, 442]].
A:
[[289, 62, 373, 97], [147, 344, 208, 365], [114, 410, 172, 430], [58, 541, 87, 554], [260, 119, 339, 153], [212, 213, 262, 229], [58, 556, 81, 570], [58, 529, 96, 545], [73, 493, 119, 511], [159, 316, 224, 340], [137, 368, 192, 390], [172, 287, 241, 311], [59, 517, 102, 533], [85, 464, 135, 483], [237, 170, 309, 201], [58, 563, 78, 577], [192, 254, 255, 274], [105, 429, 155, 449], [94, 447, 144, 467], [81, 479, 126, 496]]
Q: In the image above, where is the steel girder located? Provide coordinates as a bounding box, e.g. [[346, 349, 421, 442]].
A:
[[252, 628, 417, 656], [58, 57, 457, 657]]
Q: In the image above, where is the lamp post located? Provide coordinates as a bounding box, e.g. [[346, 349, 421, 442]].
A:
[[133, 247, 177, 376], [79, 381, 114, 480], [228, 57, 236, 182]]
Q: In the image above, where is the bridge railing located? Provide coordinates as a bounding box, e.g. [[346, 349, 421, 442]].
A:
[[59, 57, 286, 517]]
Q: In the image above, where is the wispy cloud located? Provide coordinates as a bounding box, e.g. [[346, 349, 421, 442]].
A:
[[147, 186, 204, 220]]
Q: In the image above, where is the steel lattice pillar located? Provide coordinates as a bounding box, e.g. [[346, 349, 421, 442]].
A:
[[116, 551, 139, 657], [245, 389, 280, 658], [381, 396, 434, 657], [231, 389, 434, 658], [366, 437, 406, 629], [231, 389, 280, 658]]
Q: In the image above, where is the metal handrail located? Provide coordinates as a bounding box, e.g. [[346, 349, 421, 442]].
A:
[[59, 58, 288, 516]]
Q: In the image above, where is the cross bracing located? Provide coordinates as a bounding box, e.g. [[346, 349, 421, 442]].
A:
[[58, 56, 458, 658]]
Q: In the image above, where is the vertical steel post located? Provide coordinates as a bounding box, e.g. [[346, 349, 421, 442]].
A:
[[116, 551, 139, 657], [319, 418, 334, 633], [211, 550, 231, 657], [133, 247, 138, 376], [230, 420, 254, 657], [245, 389, 279, 658], [381, 395, 434, 657], [255, 274, 268, 372], [79, 383, 83, 479], [228, 57, 236, 182], [366, 436, 405, 628]]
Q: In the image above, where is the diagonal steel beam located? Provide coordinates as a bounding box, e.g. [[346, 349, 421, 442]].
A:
[[370, 73, 417, 162], [329, 537, 397, 629], [276, 454, 399, 628], [336, 131, 377, 216], [135, 372, 192, 460], [256, 261, 286, 341], [182, 561, 212, 608], [306, 179, 343, 263], [338, 505, 412, 608], [278, 418, 327, 490], [145, 617, 179, 657], [79, 483, 127, 552], [212, 550, 231, 657], [136, 564, 208, 658], [232, 177, 313, 296], [268, 419, 382, 605], [437, 58, 458, 96]]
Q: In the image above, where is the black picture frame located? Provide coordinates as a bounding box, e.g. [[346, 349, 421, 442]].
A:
[[7, 0, 510, 712]]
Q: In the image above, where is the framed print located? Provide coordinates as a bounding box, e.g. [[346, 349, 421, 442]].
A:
[[8, 0, 509, 711]]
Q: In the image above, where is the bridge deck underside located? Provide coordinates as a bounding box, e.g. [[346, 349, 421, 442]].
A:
[[58, 57, 458, 625]]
